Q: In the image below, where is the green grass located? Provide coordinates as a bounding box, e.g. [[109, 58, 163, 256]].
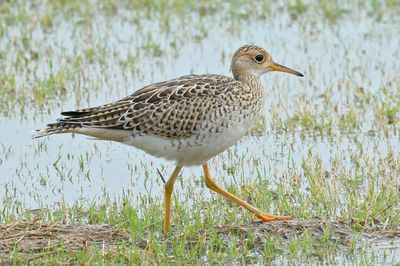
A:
[[2, 144, 400, 264]]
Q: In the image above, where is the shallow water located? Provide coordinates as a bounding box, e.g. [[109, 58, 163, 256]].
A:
[[1, 1, 400, 263]]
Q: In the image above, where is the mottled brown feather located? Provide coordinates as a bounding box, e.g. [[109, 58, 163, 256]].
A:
[[50, 74, 251, 139]]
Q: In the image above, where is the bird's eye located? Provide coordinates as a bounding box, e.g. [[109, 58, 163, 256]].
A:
[[254, 54, 264, 63]]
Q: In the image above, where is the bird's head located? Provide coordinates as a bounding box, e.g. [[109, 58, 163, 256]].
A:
[[230, 45, 303, 81]]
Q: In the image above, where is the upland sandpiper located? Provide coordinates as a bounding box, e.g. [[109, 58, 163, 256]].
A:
[[34, 45, 303, 233]]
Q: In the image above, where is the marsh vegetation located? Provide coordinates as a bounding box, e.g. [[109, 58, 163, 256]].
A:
[[1, 0, 400, 264]]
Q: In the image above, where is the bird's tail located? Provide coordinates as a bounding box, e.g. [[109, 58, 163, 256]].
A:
[[32, 122, 81, 138]]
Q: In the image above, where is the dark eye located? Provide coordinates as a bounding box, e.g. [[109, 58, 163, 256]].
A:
[[254, 54, 264, 62]]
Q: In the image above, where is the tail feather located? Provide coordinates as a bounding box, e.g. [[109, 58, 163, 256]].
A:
[[32, 122, 81, 138], [33, 101, 130, 139]]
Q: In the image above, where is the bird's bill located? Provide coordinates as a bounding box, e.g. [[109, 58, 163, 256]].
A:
[[270, 63, 304, 77]]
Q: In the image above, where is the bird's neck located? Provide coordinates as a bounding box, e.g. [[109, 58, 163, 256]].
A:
[[238, 74, 265, 122], [233, 69, 259, 82], [234, 73, 263, 91]]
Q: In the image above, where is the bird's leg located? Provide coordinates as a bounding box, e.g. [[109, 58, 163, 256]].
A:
[[164, 165, 182, 234], [202, 163, 291, 222]]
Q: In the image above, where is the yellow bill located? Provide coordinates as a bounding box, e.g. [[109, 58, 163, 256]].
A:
[[270, 63, 304, 77]]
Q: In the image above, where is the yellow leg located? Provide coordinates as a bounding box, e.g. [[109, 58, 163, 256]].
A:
[[164, 165, 182, 234], [202, 163, 291, 222]]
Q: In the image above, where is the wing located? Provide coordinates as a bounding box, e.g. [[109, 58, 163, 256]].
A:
[[56, 74, 244, 139]]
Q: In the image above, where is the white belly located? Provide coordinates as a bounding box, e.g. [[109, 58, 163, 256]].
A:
[[123, 116, 256, 166]]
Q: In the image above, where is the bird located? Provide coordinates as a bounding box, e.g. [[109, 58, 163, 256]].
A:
[[34, 45, 304, 234]]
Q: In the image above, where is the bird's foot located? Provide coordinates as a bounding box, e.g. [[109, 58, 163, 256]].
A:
[[255, 213, 292, 222]]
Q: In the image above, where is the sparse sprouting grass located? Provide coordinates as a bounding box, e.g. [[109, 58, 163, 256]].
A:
[[374, 93, 400, 128], [288, 0, 308, 20], [273, 108, 334, 132], [339, 108, 358, 130], [319, 0, 346, 22], [1, 0, 400, 264], [32, 71, 68, 106]]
